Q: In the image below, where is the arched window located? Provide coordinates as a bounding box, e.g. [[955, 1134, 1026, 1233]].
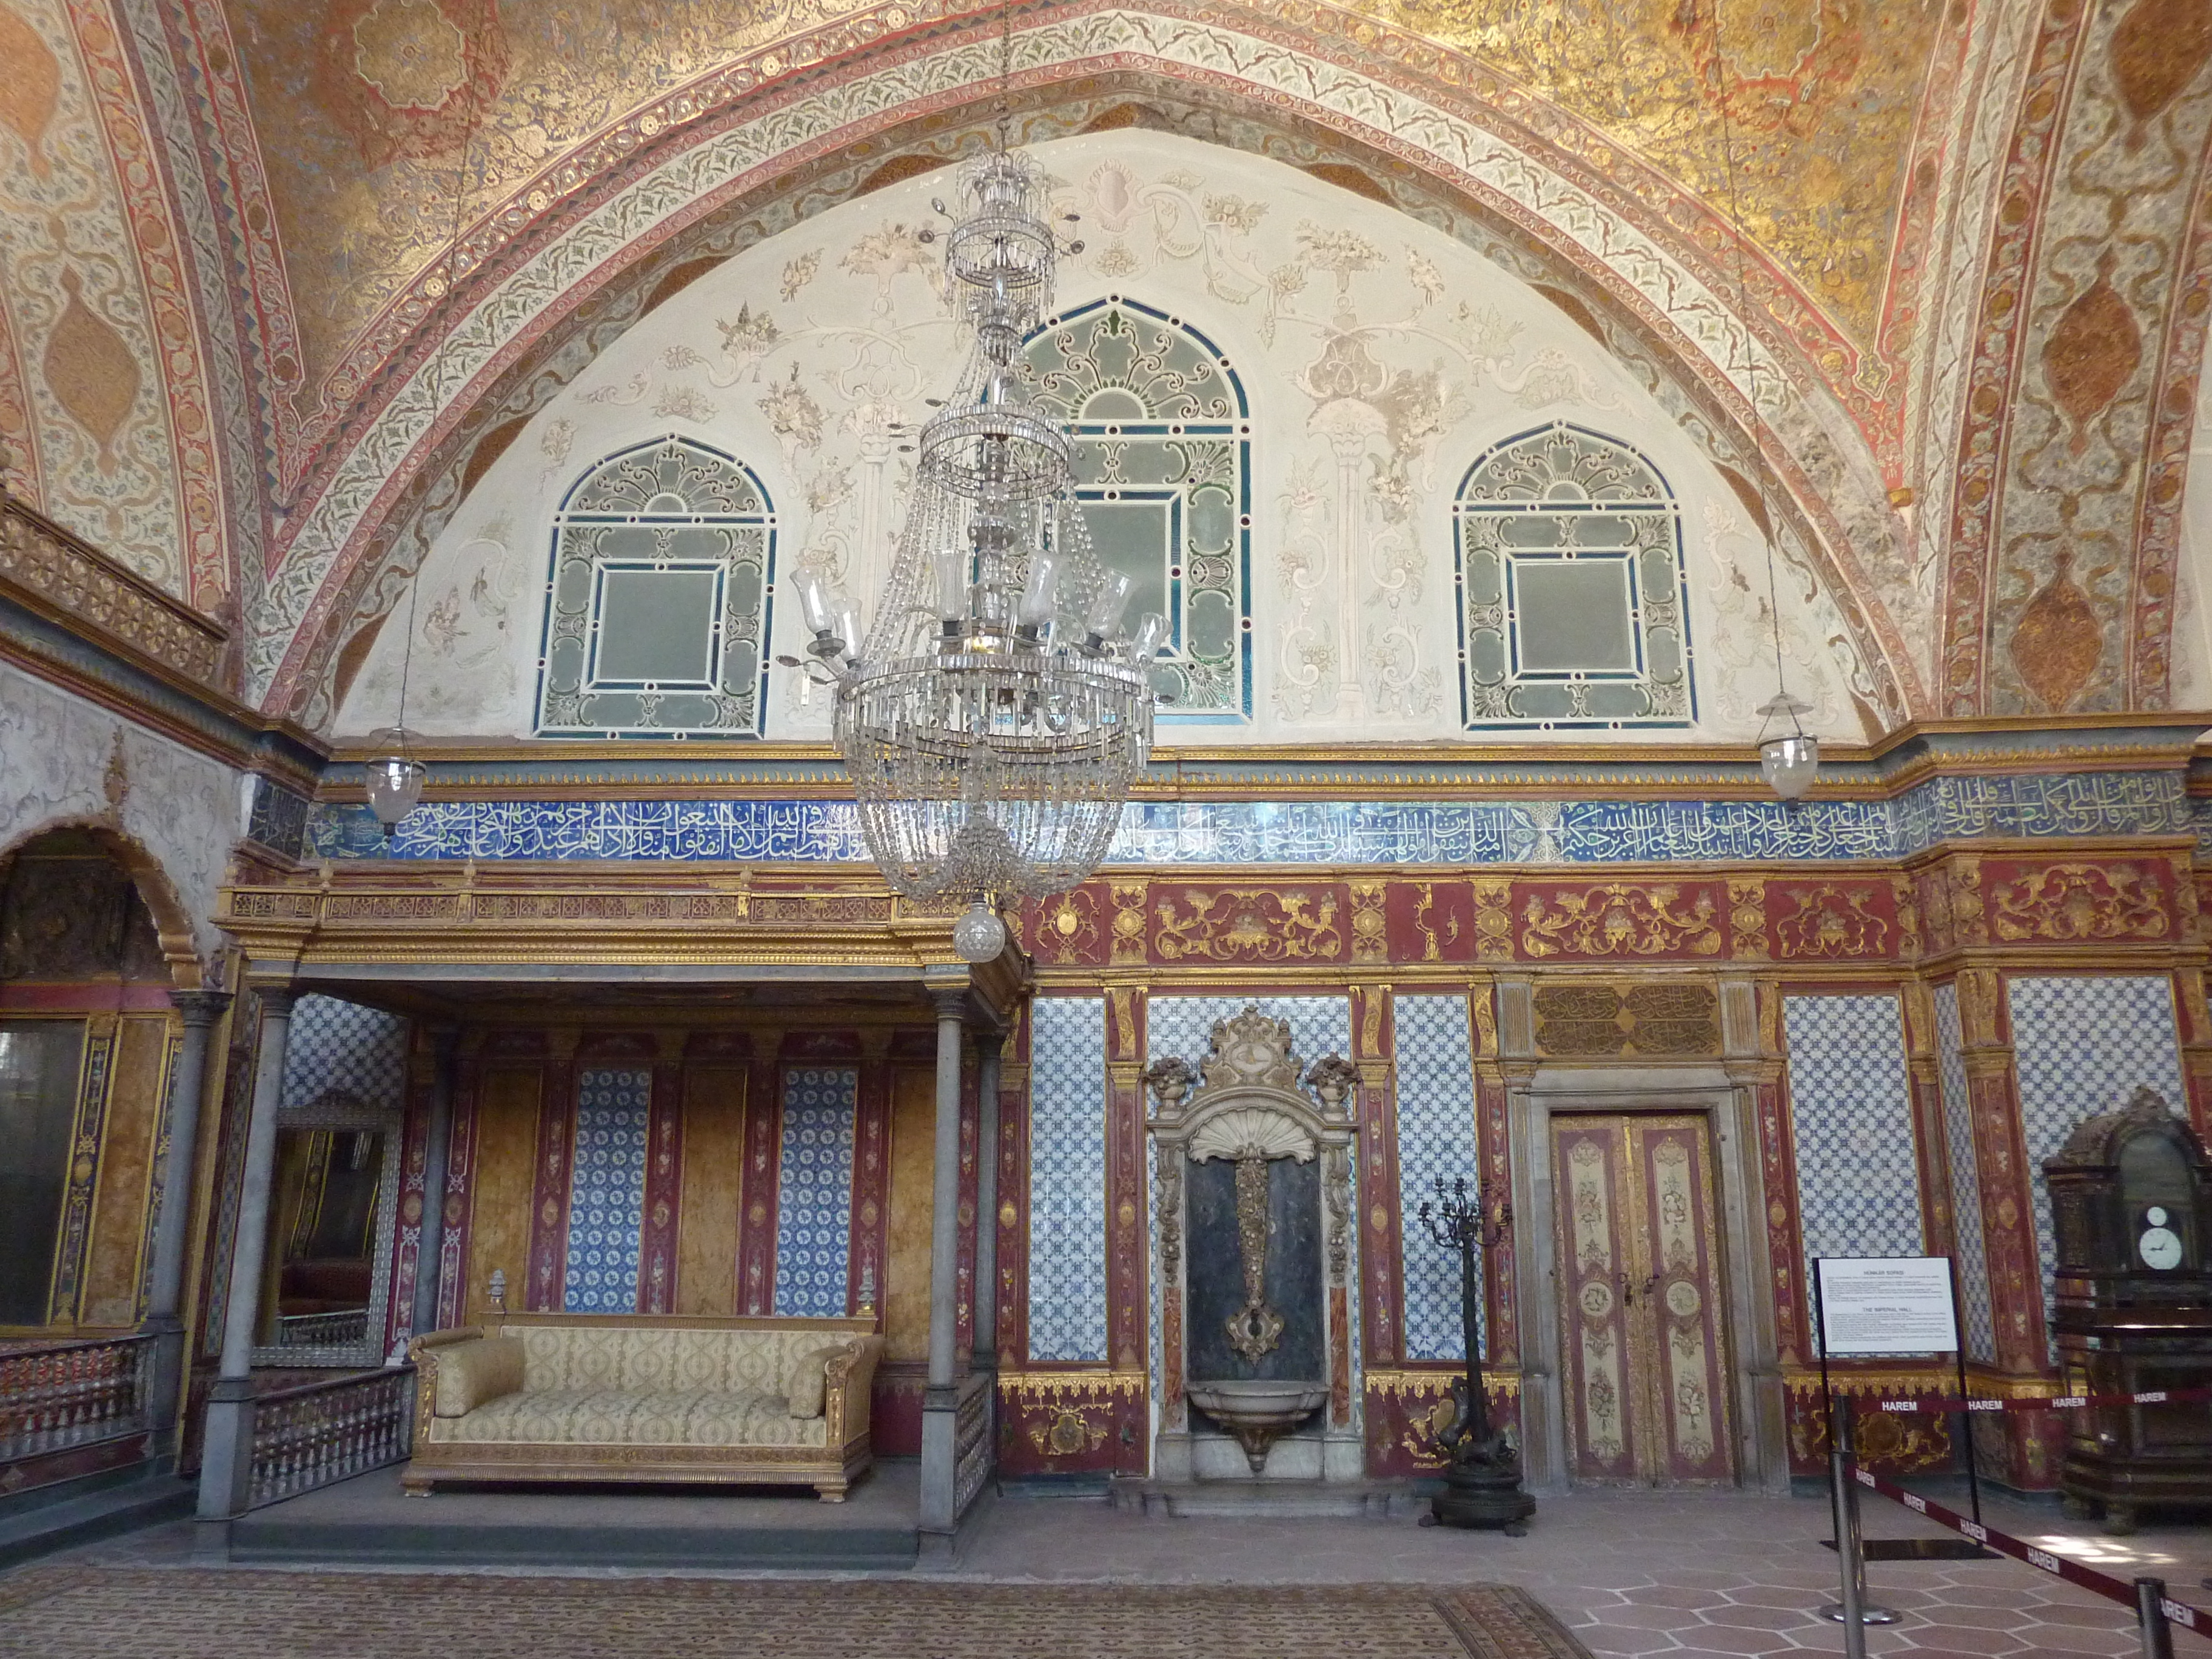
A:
[[1453, 423, 1693, 729], [1026, 298, 1252, 723], [535, 436, 777, 737]]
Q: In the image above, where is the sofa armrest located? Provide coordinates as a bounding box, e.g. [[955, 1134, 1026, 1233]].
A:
[[406, 1328, 483, 1446], [823, 1335, 884, 1449]]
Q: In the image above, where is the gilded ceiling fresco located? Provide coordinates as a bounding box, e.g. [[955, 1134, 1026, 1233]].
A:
[[222, 0, 1942, 434]]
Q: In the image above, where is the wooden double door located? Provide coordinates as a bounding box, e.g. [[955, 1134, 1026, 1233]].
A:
[[1552, 1112, 1735, 1486]]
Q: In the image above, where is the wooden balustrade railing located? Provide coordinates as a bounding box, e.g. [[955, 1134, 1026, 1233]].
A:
[[0, 1334, 157, 1464], [247, 1367, 414, 1509]]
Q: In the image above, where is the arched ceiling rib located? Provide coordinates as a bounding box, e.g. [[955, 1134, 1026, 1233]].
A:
[[212, 7, 1932, 726]]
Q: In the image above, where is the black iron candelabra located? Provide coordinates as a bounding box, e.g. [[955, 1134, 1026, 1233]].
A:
[[1415, 1173, 1535, 1533]]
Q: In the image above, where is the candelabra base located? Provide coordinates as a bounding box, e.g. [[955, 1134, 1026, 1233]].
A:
[[1422, 1450, 1537, 1534]]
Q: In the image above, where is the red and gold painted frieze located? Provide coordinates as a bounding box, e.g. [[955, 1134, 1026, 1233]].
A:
[[1024, 856, 2199, 973]]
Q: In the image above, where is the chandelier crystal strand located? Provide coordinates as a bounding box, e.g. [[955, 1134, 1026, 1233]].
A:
[[835, 147, 1152, 959]]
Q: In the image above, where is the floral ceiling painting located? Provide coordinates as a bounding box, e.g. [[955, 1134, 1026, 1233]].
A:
[[334, 130, 1874, 747]]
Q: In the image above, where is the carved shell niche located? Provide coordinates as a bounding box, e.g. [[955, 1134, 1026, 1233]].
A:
[[1189, 1107, 1315, 1165]]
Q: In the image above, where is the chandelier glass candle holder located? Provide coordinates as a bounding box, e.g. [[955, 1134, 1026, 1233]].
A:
[[821, 149, 1155, 960]]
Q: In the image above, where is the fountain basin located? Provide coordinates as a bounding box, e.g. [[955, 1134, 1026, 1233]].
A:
[[1186, 1380, 1330, 1473]]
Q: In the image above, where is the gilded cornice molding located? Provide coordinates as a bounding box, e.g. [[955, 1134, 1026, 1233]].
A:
[[0, 496, 227, 687]]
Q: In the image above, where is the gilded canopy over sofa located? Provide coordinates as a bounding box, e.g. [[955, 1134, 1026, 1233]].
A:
[[404, 1313, 883, 1501]]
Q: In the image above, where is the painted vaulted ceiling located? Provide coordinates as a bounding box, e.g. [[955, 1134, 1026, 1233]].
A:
[[0, 0, 2207, 731]]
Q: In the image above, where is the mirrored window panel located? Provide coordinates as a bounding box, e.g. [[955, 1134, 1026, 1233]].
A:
[[537, 437, 777, 737], [1027, 298, 1252, 723], [261, 1127, 387, 1355], [1453, 423, 1693, 729]]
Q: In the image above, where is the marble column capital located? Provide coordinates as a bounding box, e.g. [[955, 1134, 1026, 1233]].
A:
[[169, 988, 233, 1028]]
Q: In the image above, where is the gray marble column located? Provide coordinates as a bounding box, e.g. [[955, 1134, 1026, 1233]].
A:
[[971, 1030, 1002, 1373], [143, 989, 230, 1455], [196, 986, 296, 1521], [408, 1027, 461, 1345], [919, 988, 967, 1535]]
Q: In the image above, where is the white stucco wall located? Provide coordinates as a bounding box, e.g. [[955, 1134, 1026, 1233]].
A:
[[338, 130, 1875, 746], [0, 657, 242, 970]]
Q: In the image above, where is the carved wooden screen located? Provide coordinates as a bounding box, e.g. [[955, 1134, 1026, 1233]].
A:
[[1552, 1112, 1735, 1486], [1025, 298, 1252, 723]]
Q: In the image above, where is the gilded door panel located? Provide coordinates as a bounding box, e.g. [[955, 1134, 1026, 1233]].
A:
[[1552, 1111, 1735, 1487], [1631, 1116, 1734, 1485], [1553, 1119, 1640, 1483]]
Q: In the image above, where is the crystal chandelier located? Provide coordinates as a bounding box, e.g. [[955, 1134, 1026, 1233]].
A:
[[808, 148, 1156, 960]]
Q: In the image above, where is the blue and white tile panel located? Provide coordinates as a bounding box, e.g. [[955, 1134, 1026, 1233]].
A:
[[1932, 983, 1997, 1364], [563, 1067, 651, 1313], [1782, 994, 1924, 1356], [309, 769, 2190, 865], [1393, 994, 1482, 1362], [1029, 997, 1111, 1364], [280, 994, 409, 1115], [1145, 995, 1352, 1080], [774, 1067, 857, 1318], [2009, 976, 2185, 1358]]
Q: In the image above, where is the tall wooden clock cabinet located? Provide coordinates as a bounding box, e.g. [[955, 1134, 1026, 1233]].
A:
[[2044, 1087, 2212, 1533]]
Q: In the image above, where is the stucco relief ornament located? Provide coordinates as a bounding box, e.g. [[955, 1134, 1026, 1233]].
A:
[[791, 141, 1158, 962]]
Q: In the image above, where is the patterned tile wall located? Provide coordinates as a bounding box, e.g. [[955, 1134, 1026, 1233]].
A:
[[1781, 994, 1924, 1356], [309, 768, 2190, 865], [563, 1067, 651, 1313], [774, 1066, 856, 1318], [1393, 994, 1481, 1362], [2008, 975, 2186, 1353], [280, 994, 409, 1115], [1028, 997, 1110, 1364], [1932, 983, 1996, 1364], [1145, 996, 1352, 1076]]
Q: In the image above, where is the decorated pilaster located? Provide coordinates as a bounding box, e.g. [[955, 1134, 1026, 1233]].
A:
[[1104, 987, 1148, 1379], [523, 1029, 581, 1313], [637, 1030, 685, 1315], [850, 1030, 893, 1320], [738, 1036, 781, 1316], [1952, 965, 2057, 1487], [144, 988, 229, 1453], [196, 985, 295, 1524]]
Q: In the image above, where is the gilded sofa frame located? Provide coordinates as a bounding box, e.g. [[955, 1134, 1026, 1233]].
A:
[[403, 1313, 883, 1501]]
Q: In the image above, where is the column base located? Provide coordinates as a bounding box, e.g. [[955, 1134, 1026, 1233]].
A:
[[195, 1376, 258, 1521]]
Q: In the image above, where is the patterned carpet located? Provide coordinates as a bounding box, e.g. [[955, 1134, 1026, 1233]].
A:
[[0, 1569, 1590, 1658]]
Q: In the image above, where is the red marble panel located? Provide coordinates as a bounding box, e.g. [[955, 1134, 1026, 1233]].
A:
[[1363, 1375, 1517, 1481], [1785, 1382, 1956, 1480], [996, 1379, 1145, 1478]]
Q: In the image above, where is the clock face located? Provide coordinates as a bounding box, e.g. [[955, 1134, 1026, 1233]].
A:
[[2139, 1225, 2185, 1271]]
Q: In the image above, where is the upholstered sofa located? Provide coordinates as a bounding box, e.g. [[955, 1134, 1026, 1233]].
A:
[[403, 1313, 882, 1501]]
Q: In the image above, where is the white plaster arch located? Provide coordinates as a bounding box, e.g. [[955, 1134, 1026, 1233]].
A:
[[260, 12, 1917, 725], [0, 659, 241, 979], [337, 129, 1872, 746]]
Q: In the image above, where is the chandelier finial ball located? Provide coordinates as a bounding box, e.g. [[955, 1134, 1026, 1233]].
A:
[[953, 902, 1009, 964]]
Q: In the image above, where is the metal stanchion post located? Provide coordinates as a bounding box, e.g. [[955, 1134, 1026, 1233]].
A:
[[1820, 1398, 1902, 1632], [2136, 1578, 2176, 1659]]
